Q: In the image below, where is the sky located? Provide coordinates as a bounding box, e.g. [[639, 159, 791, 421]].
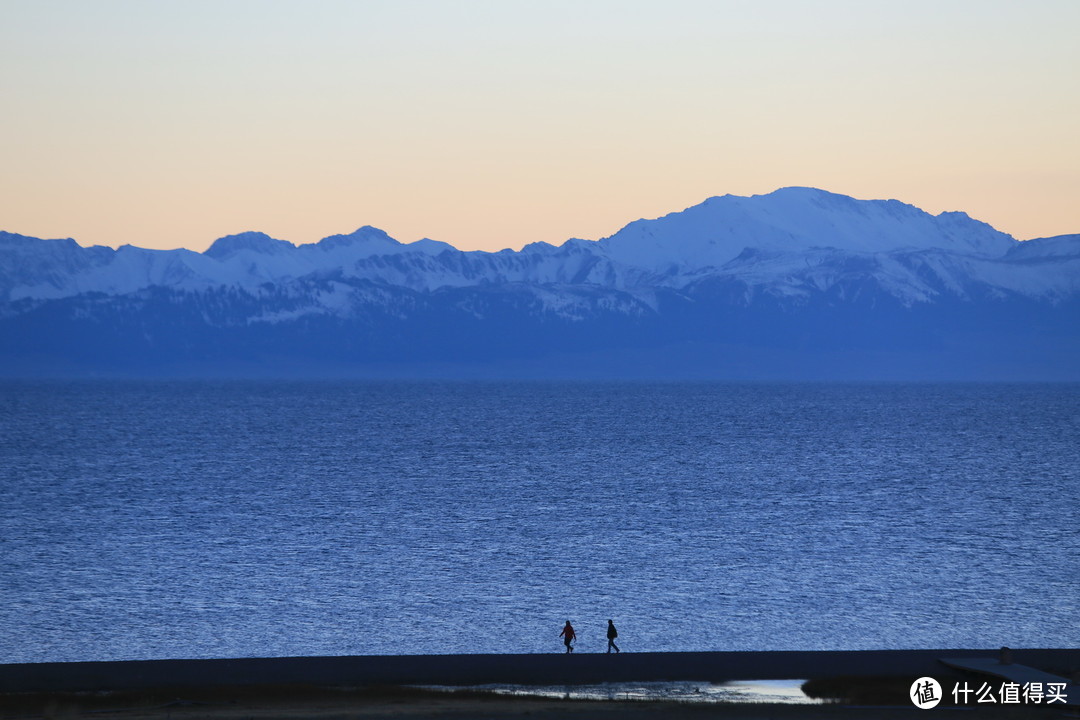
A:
[[2, 0, 1079, 253]]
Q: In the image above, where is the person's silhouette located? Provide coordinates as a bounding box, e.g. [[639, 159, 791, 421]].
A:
[[606, 619, 620, 653], [560, 620, 576, 653]]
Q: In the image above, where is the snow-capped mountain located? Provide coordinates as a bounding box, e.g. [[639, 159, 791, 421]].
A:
[[2, 188, 1078, 379]]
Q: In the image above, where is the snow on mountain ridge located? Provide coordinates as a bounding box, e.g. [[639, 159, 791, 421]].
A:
[[596, 187, 1017, 272], [315, 226, 400, 252], [0, 189, 1070, 305], [1005, 234, 1080, 261], [1, 231, 120, 299], [205, 232, 295, 260]]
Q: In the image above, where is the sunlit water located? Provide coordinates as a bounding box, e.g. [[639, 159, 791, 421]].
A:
[[451, 679, 819, 704], [1, 381, 1077, 663]]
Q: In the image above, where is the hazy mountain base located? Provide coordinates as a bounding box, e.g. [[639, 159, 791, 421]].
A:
[[3, 189, 1078, 380], [3, 287, 1076, 380]]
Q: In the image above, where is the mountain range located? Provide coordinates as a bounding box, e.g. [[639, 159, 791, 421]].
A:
[[2, 187, 1078, 379]]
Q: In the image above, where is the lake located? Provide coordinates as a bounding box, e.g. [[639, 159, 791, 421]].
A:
[[1, 381, 1077, 662]]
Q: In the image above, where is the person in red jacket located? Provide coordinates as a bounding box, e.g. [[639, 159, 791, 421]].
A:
[[559, 620, 576, 653]]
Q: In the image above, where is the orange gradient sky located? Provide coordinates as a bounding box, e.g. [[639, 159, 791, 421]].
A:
[[2, 0, 1078, 252]]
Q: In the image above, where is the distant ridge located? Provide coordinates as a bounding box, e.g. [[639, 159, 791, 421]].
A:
[[2, 189, 1078, 379], [204, 231, 295, 259]]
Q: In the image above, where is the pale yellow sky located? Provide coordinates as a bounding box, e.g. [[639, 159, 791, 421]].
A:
[[1, 0, 1078, 252]]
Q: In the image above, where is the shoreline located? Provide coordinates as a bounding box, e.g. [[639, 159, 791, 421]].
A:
[[4, 649, 1078, 694], [0, 682, 1069, 720], [3, 649, 1077, 719]]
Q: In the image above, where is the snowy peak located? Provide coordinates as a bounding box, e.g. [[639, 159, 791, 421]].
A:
[[1006, 234, 1080, 261], [316, 226, 400, 251], [1, 231, 109, 260], [406, 237, 455, 256], [2, 230, 75, 249], [204, 232, 295, 260], [598, 187, 1017, 271], [0, 230, 117, 300]]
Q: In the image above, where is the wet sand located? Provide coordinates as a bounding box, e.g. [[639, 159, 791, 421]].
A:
[[6, 649, 1078, 693], [1, 684, 1068, 720], [3, 650, 1077, 719]]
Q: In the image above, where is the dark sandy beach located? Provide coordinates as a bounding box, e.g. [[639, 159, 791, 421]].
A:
[[8, 649, 1079, 693], [2, 683, 1072, 720], [3, 650, 1077, 719]]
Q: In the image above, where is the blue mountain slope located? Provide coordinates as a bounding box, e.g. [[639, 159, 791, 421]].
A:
[[1, 190, 1077, 379]]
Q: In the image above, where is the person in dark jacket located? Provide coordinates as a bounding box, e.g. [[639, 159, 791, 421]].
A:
[[560, 620, 576, 653], [606, 619, 620, 653]]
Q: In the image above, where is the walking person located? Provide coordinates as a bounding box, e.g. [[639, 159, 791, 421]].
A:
[[606, 619, 620, 654], [560, 620, 576, 653]]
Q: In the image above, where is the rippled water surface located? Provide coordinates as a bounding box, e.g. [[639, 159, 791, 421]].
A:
[[1, 381, 1077, 662]]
